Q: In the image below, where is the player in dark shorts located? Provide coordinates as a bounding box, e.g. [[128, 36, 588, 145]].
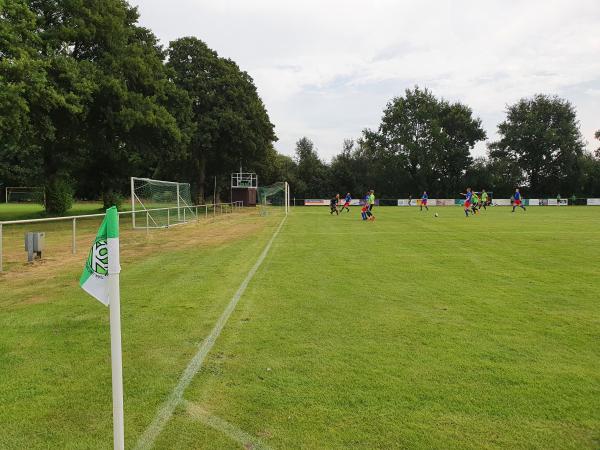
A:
[[512, 188, 526, 213], [329, 194, 339, 215], [340, 192, 351, 213], [480, 189, 489, 210]]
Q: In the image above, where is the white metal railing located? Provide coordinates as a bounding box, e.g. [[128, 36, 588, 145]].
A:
[[0, 201, 244, 272]]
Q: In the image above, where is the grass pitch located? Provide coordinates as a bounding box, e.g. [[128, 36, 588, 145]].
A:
[[1, 206, 599, 449]]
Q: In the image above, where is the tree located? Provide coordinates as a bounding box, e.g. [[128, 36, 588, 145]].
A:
[[488, 94, 584, 196], [167, 37, 276, 201], [371, 87, 485, 197], [578, 153, 600, 197], [256, 145, 299, 188], [595, 130, 600, 159], [0, 0, 92, 196], [41, 0, 189, 206], [293, 137, 330, 197]]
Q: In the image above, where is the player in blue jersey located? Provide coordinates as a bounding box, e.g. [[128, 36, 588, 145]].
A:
[[461, 187, 473, 217], [512, 188, 526, 213], [420, 191, 429, 211], [340, 192, 351, 213]]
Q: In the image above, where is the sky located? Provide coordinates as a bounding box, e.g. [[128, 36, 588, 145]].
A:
[[133, 0, 600, 161]]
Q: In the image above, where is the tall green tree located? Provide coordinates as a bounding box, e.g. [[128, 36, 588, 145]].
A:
[[1, 0, 190, 209], [167, 37, 276, 201], [0, 0, 93, 199], [372, 87, 485, 197], [293, 137, 330, 198], [40, 0, 189, 205], [488, 94, 584, 196]]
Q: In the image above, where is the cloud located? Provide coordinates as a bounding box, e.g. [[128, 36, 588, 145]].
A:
[[133, 0, 600, 160]]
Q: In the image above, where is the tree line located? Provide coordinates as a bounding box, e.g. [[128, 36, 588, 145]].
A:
[[0, 0, 276, 212], [1, 0, 599, 213], [273, 88, 600, 200]]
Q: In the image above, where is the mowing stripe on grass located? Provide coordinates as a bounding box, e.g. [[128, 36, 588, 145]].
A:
[[134, 216, 287, 450], [184, 401, 272, 450]]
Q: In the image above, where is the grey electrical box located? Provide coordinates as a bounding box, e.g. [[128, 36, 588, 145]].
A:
[[25, 232, 45, 262]]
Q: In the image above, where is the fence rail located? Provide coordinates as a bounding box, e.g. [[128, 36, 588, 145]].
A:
[[0, 201, 244, 273]]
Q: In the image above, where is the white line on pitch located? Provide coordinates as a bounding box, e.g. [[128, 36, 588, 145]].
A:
[[134, 216, 287, 450], [183, 400, 272, 450]]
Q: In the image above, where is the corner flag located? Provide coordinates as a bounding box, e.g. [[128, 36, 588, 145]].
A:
[[80, 206, 120, 305], [79, 206, 125, 450]]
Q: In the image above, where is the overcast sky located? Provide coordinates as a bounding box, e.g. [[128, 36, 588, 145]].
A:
[[133, 0, 600, 161]]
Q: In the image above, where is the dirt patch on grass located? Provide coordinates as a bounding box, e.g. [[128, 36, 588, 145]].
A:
[[19, 295, 49, 307], [1, 210, 276, 290]]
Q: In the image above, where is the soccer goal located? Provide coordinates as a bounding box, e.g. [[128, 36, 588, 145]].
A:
[[5, 186, 45, 204], [130, 177, 195, 228], [257, 181, 289, 216]]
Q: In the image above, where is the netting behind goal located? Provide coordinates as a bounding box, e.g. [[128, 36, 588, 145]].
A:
[[257, 182, 287, 216], [131, 177, 195, 228], [5, 187, 45, 204]]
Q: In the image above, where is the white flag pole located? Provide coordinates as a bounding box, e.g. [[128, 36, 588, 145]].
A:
[[109, 274, 124, 449], [79, 206, 125, 449], [108, 234, 124, 449]]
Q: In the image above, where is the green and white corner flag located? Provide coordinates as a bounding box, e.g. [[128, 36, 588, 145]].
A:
[[79, 206, 120, 305], [79, 206, 125, 450]]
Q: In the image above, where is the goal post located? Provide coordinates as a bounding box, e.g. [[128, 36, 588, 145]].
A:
[[5, 186, 45, 204], [257, 181, 289, 217], [130, 177, 195, 228]]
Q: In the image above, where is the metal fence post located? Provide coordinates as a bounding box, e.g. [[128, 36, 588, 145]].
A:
[[0, 223, 3, 272], [167, 208, 170, 227], [72, 218, 76, 254], [183, 207, 186, 223], [205, 204, 208, 219]]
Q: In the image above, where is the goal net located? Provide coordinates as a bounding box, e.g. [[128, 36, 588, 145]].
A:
[[257, 182, 289, 216], [5, 186, 45, 204], [131, 177, 195, 228]]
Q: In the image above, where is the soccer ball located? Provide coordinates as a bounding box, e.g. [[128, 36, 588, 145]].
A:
[[434, 213, 439, 217]]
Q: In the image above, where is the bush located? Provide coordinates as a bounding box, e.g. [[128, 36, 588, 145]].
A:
[[45, 178, 74, 215], [102, 191, 123, 209]]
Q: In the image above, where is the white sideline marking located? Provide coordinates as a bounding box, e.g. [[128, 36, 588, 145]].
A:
[[184, 401, 272, 450], [134, 216, 287, 450]]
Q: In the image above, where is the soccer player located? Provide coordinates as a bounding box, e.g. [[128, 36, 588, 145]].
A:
[[471, 191, 480, 214], [360, 202, 369, 220], [363, 191, 374, 221], [461, 187, 473, 217], [481, 189, 489, 210], [329, 194, 339, 215], [408, 194, 412, 206], [420, 191, 429, 211], [512, 188, 526, 213], [340, 192, 351, 213]]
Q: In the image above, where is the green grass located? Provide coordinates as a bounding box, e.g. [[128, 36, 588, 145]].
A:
[[0, 202, 109, 221], [2, 207, 600, 449]]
